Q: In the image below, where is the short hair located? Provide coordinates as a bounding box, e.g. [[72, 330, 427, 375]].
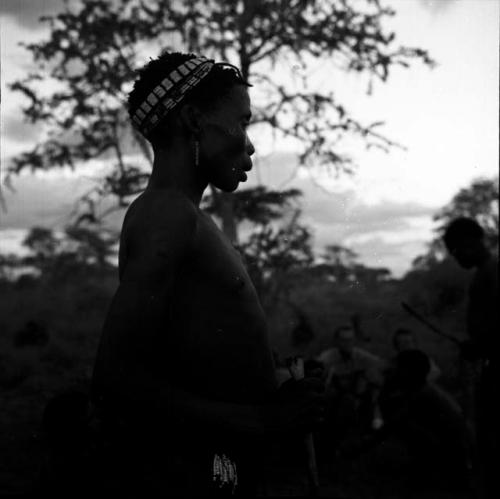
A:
[[392, 327, 415, 348], [443, 217, 484, 249], [128, 51, 250, 144]]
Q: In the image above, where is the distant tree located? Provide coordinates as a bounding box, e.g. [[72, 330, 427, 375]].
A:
[[22, 227, 61, 274], [311, 243, 392, 289], [402, 258, 469, 319], [21, 225, 116, 277], [240, 209, 314, 307], [23, 227, 60, 259], [202, 186, 302, 243], [64, 225, 116, 268], [324, 244, 359, 266], [352, 264, 391, 288], [0, 254, 27, 282], [206, 184, 313, 306], [320, 244, 359, 283], [434, 177, 498, 250], [413, 177, 499, 269], [8, 0, 434, 241]]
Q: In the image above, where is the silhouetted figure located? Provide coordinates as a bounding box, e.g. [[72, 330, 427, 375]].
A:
[[378, 350, 473, 492], [386, 327, 441, 383], [90, 51, 324, 497], [444, 217, 499, 498]]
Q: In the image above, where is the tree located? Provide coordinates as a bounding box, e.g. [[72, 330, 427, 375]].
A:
[[0, 254, 28, 282], [239, 208, 314, 307], [402, 258, 469, 319], [8, 0, 434, 242], [351, 264, 391, 288], [21, 224, 116, 278], [311, 243, 392, 289], [320, 243, 359, 283], [202, 185, 302, 243], [412, 177, 499, 269], [208, 185, 315, 310], [23, 227, 60, 262]]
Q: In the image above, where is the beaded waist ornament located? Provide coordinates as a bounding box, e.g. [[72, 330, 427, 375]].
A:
[[213, 453, 238, 494]]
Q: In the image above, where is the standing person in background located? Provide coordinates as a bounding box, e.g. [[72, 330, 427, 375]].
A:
[[443, 217, 498, 499]]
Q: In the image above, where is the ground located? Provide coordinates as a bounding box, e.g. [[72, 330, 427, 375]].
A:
[[0, 276, 477, 497]]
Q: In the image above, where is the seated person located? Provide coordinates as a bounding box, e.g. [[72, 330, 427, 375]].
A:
[[386, 328, 441, 383], [316, 326, 384, 440], [378, 350, 473, 491]]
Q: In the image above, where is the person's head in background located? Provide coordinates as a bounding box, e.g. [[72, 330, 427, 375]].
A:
[[394, 349, 431, 391], [392, 327, 418, 353], [334, 325, 356, 359], [443, 217, 490, 270], [128, 51, 255, 194]]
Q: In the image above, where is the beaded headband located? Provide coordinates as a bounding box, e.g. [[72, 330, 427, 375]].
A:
[[132, 56, 215, 137]]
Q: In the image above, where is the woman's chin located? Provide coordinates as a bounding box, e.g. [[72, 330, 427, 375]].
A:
[[214, 180, 240, 193]]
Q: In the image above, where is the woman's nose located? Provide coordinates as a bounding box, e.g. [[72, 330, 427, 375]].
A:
[[246, 133, 255, 156]]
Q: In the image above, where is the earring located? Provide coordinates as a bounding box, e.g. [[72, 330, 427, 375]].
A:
[[194, 140, 199, 167]]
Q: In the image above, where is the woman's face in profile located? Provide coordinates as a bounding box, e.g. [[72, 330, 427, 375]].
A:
[[200, 85, 255, 192]]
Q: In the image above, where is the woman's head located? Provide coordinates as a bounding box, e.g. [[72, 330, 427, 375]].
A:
[[128, 52, 255, 192]]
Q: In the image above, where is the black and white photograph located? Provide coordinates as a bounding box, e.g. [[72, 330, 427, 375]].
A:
[[0, 0, 498, 497]]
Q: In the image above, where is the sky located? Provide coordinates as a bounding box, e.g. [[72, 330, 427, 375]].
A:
[[0, 0, 499, 277]]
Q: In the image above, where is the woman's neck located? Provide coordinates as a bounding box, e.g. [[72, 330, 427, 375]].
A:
[[148, 143, 207, 206]]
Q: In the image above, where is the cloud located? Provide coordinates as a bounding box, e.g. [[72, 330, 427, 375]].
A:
[[0, 0, 65, 30], [0, 228, 30, 256], [303, 190, 435, 228], [346, 236, 429, 277], [418, 0, 458, 15], [0, 173, 95, 228], [306, 213, 434, 276], [0, 145, 441, 277], [241, 154, 438, 276], [1, 115, 40, 145]]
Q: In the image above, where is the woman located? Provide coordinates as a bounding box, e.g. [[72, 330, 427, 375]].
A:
[[90, 51, 325, 496]]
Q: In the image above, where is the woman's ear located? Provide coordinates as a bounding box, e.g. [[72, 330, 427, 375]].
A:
[[179, 104, 203, 138]]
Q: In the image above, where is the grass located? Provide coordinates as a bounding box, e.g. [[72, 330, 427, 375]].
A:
[[0, 272, 476, 497]]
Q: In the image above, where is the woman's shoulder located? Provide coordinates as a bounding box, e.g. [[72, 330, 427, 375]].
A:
[[138, 187, 198, 212], [126, 188, 200, 229]]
